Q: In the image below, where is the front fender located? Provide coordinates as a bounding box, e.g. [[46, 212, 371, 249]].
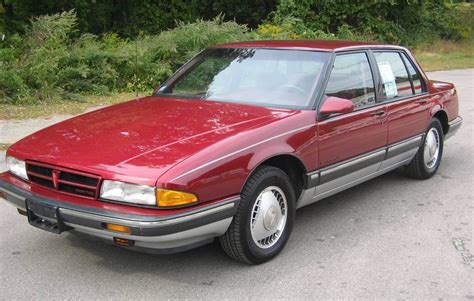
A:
[[157, 111, 318, 203]]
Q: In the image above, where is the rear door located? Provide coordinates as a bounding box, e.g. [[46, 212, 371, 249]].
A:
[[316, 51, 388, 198], [372, 50, 430, 168], [373, 50, 430, 144]]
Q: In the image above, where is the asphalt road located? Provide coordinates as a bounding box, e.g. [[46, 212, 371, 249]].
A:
[[0, 69, 472, 299]]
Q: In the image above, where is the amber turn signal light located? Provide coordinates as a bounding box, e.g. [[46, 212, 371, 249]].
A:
[[105, 223, 131, 234], [114, 237, 134, 247], [156, 189, 198, 207]]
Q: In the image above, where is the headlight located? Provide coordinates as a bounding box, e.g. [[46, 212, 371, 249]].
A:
[[100, 180, 156, 206], [99, 180, 198, 208], [6, 156, 28, 180]]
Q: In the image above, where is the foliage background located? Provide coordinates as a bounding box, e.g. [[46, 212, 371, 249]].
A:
[[0, 0, 472, 105]]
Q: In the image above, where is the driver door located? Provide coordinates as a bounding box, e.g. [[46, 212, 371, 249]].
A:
[[316, 51, 388, 198]]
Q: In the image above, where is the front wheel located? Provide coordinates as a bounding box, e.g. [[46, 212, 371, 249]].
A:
[[220, 165, 295, 264], [406, 118, 444, 179]]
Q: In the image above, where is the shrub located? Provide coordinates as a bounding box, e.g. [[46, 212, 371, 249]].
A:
[[0, 12, 252, 104], [450, 3, 473, 41], [270, 0, 471, 47], [154, 15, 250, 66], [0, 68, 29, 103], [255, 17, 336, 40], [1, 4, 471, 105]]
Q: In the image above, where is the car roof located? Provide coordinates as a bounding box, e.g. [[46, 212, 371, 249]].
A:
[[213, 40, 405, 52]]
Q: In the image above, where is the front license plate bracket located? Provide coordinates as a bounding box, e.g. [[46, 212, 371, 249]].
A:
[[26, 200, 71, 234]]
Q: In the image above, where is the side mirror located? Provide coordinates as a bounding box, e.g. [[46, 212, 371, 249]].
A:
[[320, 96, 354, 116]]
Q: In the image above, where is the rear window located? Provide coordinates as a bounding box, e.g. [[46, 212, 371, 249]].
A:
[[374, 52, 413, 100], [401, 53, 424, 94]]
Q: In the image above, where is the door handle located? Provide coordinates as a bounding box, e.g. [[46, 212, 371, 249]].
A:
[[415, 99, 428, 104], [371, 110, 386, 116]]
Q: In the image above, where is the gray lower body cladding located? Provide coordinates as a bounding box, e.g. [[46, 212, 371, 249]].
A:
[[0, 180, 239, 253], [298, 134, 423, 208]]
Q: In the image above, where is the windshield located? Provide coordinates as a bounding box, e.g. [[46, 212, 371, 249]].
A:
[[157, 48, 331, 109]]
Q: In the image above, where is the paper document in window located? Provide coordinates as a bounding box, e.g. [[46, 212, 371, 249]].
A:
[[378, 62, 398, 98]]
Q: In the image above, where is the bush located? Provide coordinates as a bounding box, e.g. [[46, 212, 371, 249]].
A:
[[270, 0, 471, 46], [255, 17, 336, 40], [0, 11, 252, 104], [0, 68, 29, 103], [1, 4, 471, 105], [450, 3, 473, 40]]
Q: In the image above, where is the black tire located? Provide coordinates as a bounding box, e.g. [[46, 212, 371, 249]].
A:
[[219, 165, 296, 264], [406, 118, 444, 179]]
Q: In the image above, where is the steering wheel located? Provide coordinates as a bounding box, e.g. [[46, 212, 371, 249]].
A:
[[281, 84, 308, 98]]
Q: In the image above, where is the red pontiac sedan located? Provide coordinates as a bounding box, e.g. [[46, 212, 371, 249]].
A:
[[1, 40, 462, 264]]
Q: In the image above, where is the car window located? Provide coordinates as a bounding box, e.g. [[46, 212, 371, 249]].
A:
[[324, 52, 376, 110], [401, 53, 424, 94], [374, 52, 413, 100], [160, 48, 330, 109]]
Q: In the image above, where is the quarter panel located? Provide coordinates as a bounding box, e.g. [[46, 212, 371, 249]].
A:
[[433, 89, 458, 122]]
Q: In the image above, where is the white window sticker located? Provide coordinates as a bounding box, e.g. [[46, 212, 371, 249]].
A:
[[378, 62, 398, 98]]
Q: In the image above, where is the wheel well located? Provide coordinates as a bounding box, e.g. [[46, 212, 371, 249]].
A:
[[433, 110, 449, 135], [259, 155, 307, 199]]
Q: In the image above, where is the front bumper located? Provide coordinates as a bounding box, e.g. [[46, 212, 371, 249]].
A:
[[0, 178, 238, 254], [445, 116, 463, 140]]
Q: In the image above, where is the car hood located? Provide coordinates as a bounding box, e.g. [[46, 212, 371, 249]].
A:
[[8, 96, 294, 185]]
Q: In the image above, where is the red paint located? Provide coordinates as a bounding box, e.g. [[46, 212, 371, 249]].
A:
[[8, 97, 287, 187], [318, 104, 388, 168], [386, 94, 431, 144], [213, 40, 384, 51], [4, 41, 460, 217]]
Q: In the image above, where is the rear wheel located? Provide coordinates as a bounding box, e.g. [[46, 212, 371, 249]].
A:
[[220, 165, 295, 264], [406, 118, 444, 179]]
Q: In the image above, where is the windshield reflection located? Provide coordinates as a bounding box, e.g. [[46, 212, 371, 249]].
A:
[[158, 48, 330, 109]]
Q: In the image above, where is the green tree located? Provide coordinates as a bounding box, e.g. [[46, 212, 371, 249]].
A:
[[272, 0, 468, 45], [0, 0, 276, 37]]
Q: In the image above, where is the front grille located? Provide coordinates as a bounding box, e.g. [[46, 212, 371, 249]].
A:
[[59, 172, 98, 187], [26, 161, 101, 199], [29, 174, 55, 189], [28, 164, 53, 177]]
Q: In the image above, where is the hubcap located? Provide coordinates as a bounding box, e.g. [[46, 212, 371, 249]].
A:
[[250, 186, 287, 249], [424, 128, 440, 169]]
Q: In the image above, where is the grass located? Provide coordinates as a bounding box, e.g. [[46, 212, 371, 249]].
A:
[[0, 92, 145, 120], [414, 39, 474, 72], [1, 39, 472, 120]]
